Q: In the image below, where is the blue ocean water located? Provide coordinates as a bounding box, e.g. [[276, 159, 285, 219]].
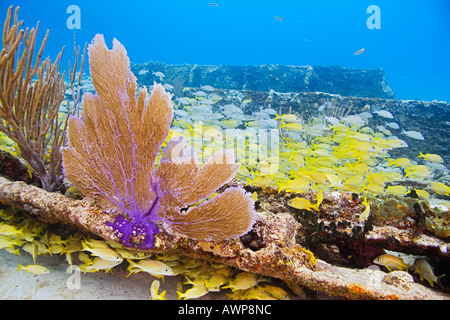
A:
[[1, 0, 449, 102]]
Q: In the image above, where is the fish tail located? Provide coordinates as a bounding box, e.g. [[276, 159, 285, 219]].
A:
[[16, 264, 24, 271], [315, 190, 323, 210], [360, 183, 367, 194], [78, 264, 86, 273], [81, 241, 91, 251], [176, 290, 184, 300], [387, 159, 394, 167], [437, 274, 446, 287], [125, 258, 136, 268], [418, 151, 425, 158]]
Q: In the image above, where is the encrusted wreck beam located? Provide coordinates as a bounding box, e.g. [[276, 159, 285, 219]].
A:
[[0, 176, 448, 300], [265, 186, 449, 265]]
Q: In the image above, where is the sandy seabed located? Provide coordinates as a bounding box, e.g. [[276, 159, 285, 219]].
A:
[[0, 249, 197, 300], [0, 249, 321, 300]]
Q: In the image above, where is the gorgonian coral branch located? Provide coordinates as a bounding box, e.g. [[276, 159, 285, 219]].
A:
[[0, 6, 76, 192], [62, 34, 256, 249]]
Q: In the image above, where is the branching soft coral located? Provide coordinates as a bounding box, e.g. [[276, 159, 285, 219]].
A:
[[62, 34, 256, 249], [0, 6, 67, 192]]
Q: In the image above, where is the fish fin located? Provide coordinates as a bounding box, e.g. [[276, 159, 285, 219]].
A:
[[315, 190, 323, 210], [66, 253, 72, 266], [32, 243, 38, 264], [125, 259, 137, 277]]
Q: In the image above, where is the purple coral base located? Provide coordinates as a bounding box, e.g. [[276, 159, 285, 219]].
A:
[[104, 171, 168, 250], [106, 215, 160, 249]]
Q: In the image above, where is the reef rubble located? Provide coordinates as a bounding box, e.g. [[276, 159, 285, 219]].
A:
[[0, 175, 448, 300]]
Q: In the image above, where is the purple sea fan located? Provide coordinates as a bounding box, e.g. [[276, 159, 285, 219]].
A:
[[62, 34, 256, 249]]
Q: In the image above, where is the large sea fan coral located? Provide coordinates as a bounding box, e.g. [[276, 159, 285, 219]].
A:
[[62, 34, 256, 249]]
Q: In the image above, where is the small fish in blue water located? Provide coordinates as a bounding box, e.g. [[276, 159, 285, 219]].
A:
[[152, 71, 165, 78], [274, 16, 283, 21], [385, 122, 400, 130], [193, 90, 207, 97], [354, 48, 365, 55], [401, 129, 425, 140], [200, 85, 215, 91], [261, 108, 277, 116], [373, 109, 393, 119], [138, 69, 149, 75]]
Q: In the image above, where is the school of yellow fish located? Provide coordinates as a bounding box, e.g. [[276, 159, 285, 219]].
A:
[[0, 207, 294, 299], [0, 205, 445, 296], [1, 86, 450, 297], [163, 91, 450, 207]]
